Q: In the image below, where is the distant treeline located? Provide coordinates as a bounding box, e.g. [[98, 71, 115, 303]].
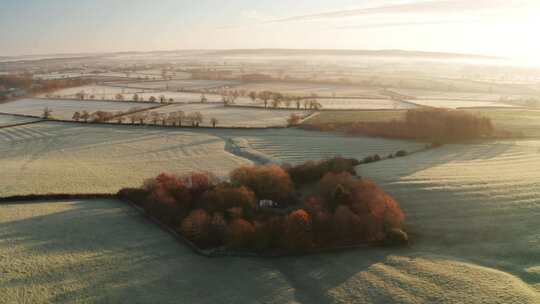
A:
[[303, 108, 506, 142]]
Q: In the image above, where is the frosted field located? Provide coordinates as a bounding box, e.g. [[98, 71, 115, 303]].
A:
[[226, 128, 425, 164], [407, 99, 516, 109], [0, 114, 40, 127], [358, 140, 540, 300], [0, 122, 250, 196], [41, 85, 143, 99], [148, 103, 309, 127], [229, 81, 385, 98], [1, 195, 538, 302], [115, 79, 240, 91], [236, 98, 417, 110], [0, 98, 155, 120], [134, 91, 223, 103]]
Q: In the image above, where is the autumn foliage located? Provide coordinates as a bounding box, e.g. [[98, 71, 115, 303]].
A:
[[118, 157, 408, 254], [304, 108, 496, 142]]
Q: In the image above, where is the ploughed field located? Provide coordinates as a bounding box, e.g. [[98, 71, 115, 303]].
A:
[[1, 140, 539, 303], [0, 98, 156, 120]]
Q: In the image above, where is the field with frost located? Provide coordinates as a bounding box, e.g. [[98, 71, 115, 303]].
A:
[[407, 99, 516, 109], [229, 81, 385, 98], [0, 122, 250, 196], [42, 85, 142, 99], [147, 104, 309, 127], [115, 79, 240, 91], [236, 98, 416, 110], [1, 183, 538, 303], [226, 128, 425, 164], [0, 98, 155, 120], [0, 113, 40, 127]]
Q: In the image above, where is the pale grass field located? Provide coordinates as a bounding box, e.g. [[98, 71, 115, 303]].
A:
[[0, 196, 537, 303], [0, 98, 155, 120], [148, 103, 309, 128], [0, 114, 40, 127], [0, 122, 251, 196], [407, 99, 516, 109]]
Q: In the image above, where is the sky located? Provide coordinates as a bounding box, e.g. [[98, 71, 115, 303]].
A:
[[1, 0, 539, 63]]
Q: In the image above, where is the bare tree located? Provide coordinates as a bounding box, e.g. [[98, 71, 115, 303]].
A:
[[201, 94, 208, 103], [72, 111, 81, 121], [258, 91, 272, 108], [210, 117, 218, 128], [149, 96, 157, 103], [248, 91, 257, 102], [81, 110, 90, 122], [115, 93, 124, 101], [132, 93, 139, 102], [150, 112, 160, 125]]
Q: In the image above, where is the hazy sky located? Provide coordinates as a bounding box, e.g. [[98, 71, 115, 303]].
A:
[[1, 0, 539, 62]]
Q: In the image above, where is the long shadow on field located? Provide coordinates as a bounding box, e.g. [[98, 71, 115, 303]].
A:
[[362, 141, 516, 181]]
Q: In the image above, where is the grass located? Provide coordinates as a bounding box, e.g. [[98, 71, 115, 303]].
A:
[[0, 195, 538, 303], [0, 122, 251, 196], [0, 98, 156, 121], [302, 110, 406, 125]]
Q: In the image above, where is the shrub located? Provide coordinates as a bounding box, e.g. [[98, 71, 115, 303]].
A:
[[395, 150, 407, 157], [284, 157, 359, 186], [385, 228, 409, 246]]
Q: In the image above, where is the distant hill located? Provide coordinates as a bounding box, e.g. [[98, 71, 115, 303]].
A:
[[206, 49, 500, 60]]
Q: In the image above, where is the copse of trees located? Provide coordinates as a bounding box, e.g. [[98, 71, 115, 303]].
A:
[[304, 108, 496, 142], [118, 157, 408, 255]]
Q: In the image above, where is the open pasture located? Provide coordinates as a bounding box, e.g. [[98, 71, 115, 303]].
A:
[[41, 85, 143, 99], [1, 195, 537, 303], [230, 128, 425, 164], [229, 81, 386, 98], [113, 79, 240, 91], [407, 99, 516, 109], [0, 113, 40, 127], [146, 103, 309, 128], [0, 122, 250, 196], [0, 98, 155, 120], [360, 140, 540, 297]]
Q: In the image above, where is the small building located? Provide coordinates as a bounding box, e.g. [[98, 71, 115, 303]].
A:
[[258, 199, 279, 209]]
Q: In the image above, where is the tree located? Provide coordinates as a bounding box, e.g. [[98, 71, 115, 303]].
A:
[[149, 96, 157, 103], [159, 95, 166, 103], [115, 93, 124, 101], [41, 107, 52, 119], [80, 110, 89, 122], [116, 112, 125, 124], [287, 113, 301, 126], [180, 209, 211, 244], [258, 91, 272, 108], [248, 91, 257, 102], [175, 111, 185, 127], [189, 112, 203, 127], [285, 209, 312, 250], [201, 94, 208, 103], [72, 111, 81, 121], [211, 117, 218, 128], [150, 112, 160, 125], [132, 93, 139, 102]]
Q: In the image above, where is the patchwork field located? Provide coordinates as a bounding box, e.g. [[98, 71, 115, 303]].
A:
[[147, 104, 309, 128], [0, 98, 155, 120], [0, 122, 251, 196], [229, 81, 385, 98], [42, 85, 143, 99], [114, 80, 240, 91], [0, 113, 40, 127]]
